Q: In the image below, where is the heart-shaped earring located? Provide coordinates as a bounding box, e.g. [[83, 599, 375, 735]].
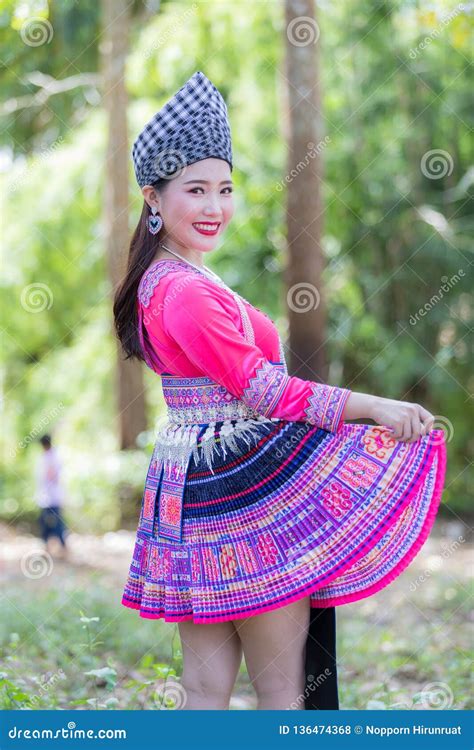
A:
[[147, 206, 163, 235]]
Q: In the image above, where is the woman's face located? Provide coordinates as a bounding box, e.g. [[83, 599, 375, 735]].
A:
[[142, 158, 234, 257]]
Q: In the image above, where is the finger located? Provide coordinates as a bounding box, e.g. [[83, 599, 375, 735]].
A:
[[419, 416, 431, 437], [417, 405, 435, 428], [407, 412, 421, 443], [423, 415, 435, 433], [389, 421, 402, 440], [400, 417, 412, 442]]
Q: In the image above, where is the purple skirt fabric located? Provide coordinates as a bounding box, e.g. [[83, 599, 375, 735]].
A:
[[121, 418, 446, 623]]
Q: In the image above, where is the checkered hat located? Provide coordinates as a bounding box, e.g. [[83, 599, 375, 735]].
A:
[[132, 71, 233, 188]]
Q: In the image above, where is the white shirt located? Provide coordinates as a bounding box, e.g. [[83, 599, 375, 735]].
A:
[[35, 447, 65, 508]]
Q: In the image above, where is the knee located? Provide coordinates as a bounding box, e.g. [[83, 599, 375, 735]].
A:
[[181, 669, 235, 704], [251, 667, 306, 711], [251, 668, 301, 699], [248, 645, 306, 701], [181, 678, 232, 709]]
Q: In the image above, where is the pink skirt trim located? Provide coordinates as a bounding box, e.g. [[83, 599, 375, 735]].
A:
[[121, 427, 447, 623]]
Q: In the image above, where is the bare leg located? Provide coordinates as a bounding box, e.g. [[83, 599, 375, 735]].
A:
[[233, 596, 310, 710], [178, 619, 243, 710]]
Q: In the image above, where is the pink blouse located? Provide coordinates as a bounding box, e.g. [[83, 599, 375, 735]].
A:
[[137, 259, 352, 434]]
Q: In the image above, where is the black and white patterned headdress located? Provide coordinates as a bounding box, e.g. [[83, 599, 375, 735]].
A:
[[132, 71, 233, 188]]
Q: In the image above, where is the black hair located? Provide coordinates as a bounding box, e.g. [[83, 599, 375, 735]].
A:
[[113, 179, 169, 363]]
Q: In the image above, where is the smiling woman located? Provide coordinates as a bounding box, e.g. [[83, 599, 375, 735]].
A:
[[111, 155, 235, 368], [112, 71, 447, 712], [142, 166, 234, 250]]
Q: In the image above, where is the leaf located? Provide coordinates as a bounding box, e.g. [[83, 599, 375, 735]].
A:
[[84, 667, 117, 690], [104, 697, 119, 708], [84, 667, 117, 679], [152, 665, 175, 679]]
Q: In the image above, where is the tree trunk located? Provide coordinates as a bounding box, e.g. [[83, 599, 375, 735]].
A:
[[284, 0, 339, 712], [283, 0, 328, 382], [101, 0, 146, 449]]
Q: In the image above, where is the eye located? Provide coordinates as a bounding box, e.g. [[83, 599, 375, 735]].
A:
[[188, 186, 233, 194]]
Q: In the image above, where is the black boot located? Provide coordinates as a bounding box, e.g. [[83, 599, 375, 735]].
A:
[[304, 606, 339, 709]]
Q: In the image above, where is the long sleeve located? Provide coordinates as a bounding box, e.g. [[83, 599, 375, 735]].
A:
[[153, 274, 351, 434]]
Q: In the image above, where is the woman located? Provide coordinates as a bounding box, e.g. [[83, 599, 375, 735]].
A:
[[114, 71, 447, 710]]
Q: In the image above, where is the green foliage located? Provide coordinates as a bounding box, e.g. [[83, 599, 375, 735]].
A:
[[0, 574, 183, 710], [0, 553, 470, 709]]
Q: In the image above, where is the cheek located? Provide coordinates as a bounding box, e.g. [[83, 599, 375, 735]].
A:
[[223, 199, 234, 225], [165, 195, 196, 226]]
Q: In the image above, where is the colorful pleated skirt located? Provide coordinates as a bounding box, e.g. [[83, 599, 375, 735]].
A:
[[121, 417, 447, 623]]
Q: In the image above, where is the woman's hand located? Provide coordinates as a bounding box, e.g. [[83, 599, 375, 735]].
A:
[[368, 395, 435, 443], [342, 392, 435, 443]]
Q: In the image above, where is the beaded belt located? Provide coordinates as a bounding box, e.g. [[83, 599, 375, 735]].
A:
[[137, 375, 276, 544], [162, 374, 261, 424]]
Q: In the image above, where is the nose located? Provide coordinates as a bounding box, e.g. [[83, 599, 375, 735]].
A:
[[203, 192, 223, 217]]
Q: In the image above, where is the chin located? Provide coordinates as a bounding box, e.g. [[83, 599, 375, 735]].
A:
[[188, 235, 221, 251]]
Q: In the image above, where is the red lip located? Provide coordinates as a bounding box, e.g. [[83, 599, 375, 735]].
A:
[[192, 222, 221, 236]]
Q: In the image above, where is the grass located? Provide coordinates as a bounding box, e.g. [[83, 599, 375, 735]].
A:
[[0, 520, 471, 710]]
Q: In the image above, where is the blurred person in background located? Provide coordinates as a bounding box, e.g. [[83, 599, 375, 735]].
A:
[[35, 434, 68, 558]]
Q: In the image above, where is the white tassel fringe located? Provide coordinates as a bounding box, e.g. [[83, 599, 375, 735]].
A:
[[153, 415, 276, 475]]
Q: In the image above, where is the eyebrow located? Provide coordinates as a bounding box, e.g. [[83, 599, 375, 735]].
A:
[[183, 179, 233, 185]]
